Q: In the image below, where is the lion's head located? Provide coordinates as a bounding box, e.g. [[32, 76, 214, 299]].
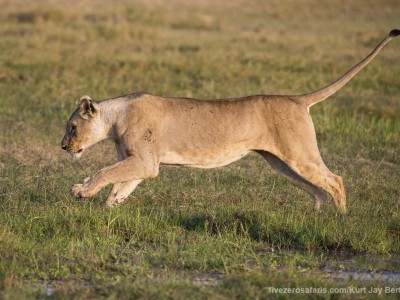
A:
[[61, 95, 103, 159]]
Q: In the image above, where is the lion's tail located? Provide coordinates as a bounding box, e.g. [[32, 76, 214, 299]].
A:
[[298, 29, 400, 108]]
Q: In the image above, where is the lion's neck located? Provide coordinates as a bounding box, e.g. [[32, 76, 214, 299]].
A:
[[97, 99, 126, 141]]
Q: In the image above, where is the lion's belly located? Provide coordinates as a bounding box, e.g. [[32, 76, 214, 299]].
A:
[[160, 149, 250, 168]]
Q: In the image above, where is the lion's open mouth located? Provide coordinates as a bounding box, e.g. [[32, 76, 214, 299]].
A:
[[70, 150, 83, 160], [66, 148, 84, 160]]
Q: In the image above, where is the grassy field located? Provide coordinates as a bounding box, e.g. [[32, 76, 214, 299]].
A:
[[1, 0, 400, 298]]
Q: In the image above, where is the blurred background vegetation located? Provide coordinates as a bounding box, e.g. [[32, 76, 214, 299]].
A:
[[0, 0, 399, 298]]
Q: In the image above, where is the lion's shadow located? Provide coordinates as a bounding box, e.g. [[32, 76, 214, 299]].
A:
[[175, 210, 349, 251]]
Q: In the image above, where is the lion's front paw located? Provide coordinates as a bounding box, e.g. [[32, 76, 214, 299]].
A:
[[71, 184, 85, 198], [70, 182, 99, 198]]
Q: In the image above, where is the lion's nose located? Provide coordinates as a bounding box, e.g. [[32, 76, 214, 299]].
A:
[[61, 140, 68, 150]]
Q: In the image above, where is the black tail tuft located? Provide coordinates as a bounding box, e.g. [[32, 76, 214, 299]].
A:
[[389, 29, 400, 37]]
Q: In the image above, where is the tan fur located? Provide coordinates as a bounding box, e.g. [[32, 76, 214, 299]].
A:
[[61, 30, 399, 212]]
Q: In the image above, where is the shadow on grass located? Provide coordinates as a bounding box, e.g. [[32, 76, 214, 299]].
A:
[[177, 210, 353, 252], [179, 210, 261, 237]]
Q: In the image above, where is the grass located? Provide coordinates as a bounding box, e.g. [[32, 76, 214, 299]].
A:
[[1, 0, 400, 298]]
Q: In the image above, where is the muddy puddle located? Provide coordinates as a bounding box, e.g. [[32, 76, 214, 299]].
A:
[[37, 253, 400, 296], [316, 252, 400, 283]]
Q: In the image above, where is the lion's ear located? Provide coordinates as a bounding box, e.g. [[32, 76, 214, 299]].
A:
[[77, 95, 98, 119]]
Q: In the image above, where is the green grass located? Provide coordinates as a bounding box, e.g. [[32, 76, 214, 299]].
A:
[[1, 0, 400, 298]]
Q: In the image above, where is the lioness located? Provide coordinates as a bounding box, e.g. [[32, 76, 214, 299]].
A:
[[61, 30, 399, 212]]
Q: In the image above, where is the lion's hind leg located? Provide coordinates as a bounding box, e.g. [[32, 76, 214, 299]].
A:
[[291, 159, 346, 213], [256, 151, 328, 210], [259, 149, 346, 213]]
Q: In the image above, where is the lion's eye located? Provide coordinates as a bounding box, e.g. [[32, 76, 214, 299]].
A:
[[70, 125, 77, 134]]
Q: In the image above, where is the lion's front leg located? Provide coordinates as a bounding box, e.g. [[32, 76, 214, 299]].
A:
[[105, 179, 143, 208], [70, 155, 159, 199]]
